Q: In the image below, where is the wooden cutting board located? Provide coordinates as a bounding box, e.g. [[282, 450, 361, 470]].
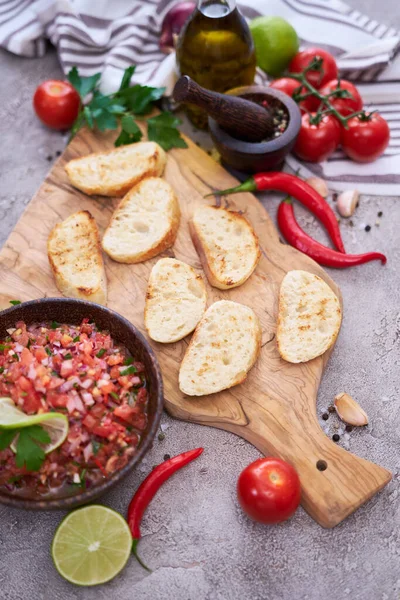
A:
[[0, 127, 391, 527]]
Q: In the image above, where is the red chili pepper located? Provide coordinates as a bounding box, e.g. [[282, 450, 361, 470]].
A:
[[278, 197, 386, 268], [206, 172, 346, 253], [127, 447, 204, 570]]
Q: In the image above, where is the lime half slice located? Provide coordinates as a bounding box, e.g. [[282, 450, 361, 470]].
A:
[[0, 397, 69, 454], [52, 505, 132, 586]]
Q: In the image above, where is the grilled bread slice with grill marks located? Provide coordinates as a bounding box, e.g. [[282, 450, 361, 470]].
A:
[[145, 258, 207, 343], [189, 205, 261, 290], [179, 300, 262, 396], [48, 210, 107, 305], [102, 177, 180, 264], [65, 141, 166, 197], [277, 270, 342, 363]]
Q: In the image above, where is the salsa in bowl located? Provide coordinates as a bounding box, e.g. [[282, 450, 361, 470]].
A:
[[0, 298, 163, 509]]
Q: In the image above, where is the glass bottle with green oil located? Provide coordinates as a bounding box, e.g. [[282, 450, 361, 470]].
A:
[[176, 0, 256, 128]]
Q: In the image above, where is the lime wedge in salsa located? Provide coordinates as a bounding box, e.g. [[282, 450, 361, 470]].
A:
[[0, 397, 69, 454], [52, 505, 132, 586]]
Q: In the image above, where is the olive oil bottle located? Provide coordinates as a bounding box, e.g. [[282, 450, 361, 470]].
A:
[[176, 0, 256, 128]]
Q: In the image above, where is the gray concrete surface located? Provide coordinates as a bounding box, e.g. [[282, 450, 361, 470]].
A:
[[0, 1, 399, 599]]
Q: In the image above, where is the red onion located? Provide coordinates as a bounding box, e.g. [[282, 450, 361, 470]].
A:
[[160, 2, 195, 54]]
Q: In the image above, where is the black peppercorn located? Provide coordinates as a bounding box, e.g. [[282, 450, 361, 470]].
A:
[[46, 155, 53, 161], [345, 425, 353, 433], [158, 432, 165, 441], [332, 434, 340, 442], [322, 413, 329, 421], [365, 225, 371, 232], [328, 406, 336, 413], [377, 211, 383, 217], [163, 454, 171, 461], [56, 150, 62, 156]]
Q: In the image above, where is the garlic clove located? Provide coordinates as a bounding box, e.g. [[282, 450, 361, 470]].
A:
[[334, 392, 368, 426], [337, 190, 360, 218], [305, 176, 329, 198]]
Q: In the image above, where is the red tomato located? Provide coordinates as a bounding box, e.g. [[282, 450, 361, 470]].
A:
[[341, 113, 390, 163], [319, 79, 363, 117], [33, 80, 80, 130], [294, 113, 341, 162], [269, 77, 302, 98], [269, 78, 317, 111], [237, 457, 301, 524], [289, 48, 338, 89]]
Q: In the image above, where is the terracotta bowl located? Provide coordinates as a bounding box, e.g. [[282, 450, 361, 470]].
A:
[[0, 298, 164, 510], [208, 85, 302, 173]]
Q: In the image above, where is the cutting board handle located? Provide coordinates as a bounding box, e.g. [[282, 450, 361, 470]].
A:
[[240, 401, 391, 528]]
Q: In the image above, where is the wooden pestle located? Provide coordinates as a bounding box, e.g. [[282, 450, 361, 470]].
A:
[[173, 76, 274, 143]]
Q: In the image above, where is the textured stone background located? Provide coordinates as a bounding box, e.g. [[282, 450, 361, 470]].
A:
[[0, 1, 399, 599]]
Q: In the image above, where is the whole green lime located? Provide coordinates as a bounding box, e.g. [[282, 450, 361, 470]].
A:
[[249, 16, 299, 77]]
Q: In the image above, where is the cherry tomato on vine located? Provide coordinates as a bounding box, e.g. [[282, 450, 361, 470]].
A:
[[319, 79, 363, 117], [269, 78, 320, 112], [294, 112, 341, 162], [341, 113, 390, 163], [33, 80, 80, 130], [237, 457, 301, 524], [269, 77, 302, 98], [289, 47, 338, 89]]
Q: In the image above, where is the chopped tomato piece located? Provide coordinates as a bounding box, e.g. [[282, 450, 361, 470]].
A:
[[83, 414, 98, 431], [107, 354, 123, 366], [34, 347, 47, 362], [61, 334, 73, 348], [118, 376, 133, 389], [47, 390, 69, 408], [22, 392, 42, 414], [100, 382, 115, 395], [20, 348, 33, 366]]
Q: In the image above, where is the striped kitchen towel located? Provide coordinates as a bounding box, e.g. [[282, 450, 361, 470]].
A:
[[1, 0, 399, 195]]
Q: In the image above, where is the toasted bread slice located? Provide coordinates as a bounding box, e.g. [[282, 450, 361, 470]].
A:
[[145, 258, 207, 343], [277, 270, 342, 363], [179, 300, 262, 396], [190, 205, 261, 290], [48, 211, 107, 305], [65, 142, 166, 197], [102, 177, 180, 264]]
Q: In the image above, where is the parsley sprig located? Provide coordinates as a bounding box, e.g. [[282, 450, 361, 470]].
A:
[[68, 65, 187, 152], [0, 425, 50, 472]]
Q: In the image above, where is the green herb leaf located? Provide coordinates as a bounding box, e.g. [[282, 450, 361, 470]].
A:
[[118, 65, 136, 92], [0, 429, 16, 450], [120, 365, 137, 376], [114, 115, 143, 147], [9, 300, 21, 306], [51, 321, 59, 329], [0, 367, 4, 374], [123, 357, 133, 365], [64, 353, 73, 360], [147, 112, 188, 151], [115, 128, 143, 147], [73, 336, 80, 342], [0, 344, 10, 352], [96, 348, 107, 358], [15, 425, 50, 472], [118, 84, 165, 115], [45, 347, 52, 356], [68, 67, 101, 99], [92, 440, 102, 455], [121, 114, 141, 135], [110, 391, 120, 401], [83, 105, 94, 129]]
